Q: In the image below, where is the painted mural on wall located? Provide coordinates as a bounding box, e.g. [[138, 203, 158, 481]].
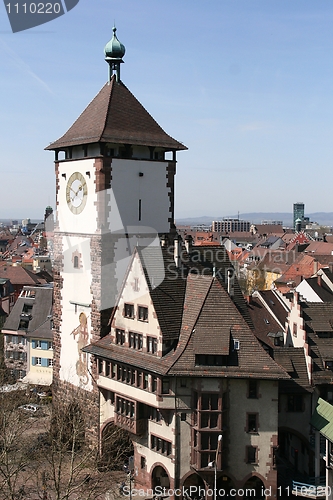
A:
[[71, 312, 89, 385]]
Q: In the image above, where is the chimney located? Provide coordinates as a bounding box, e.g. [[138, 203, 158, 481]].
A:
[[313, 259, 318, 274], [226, 268, 235, 298], [160, 234, 168, 247], [184, 234, 193, 254], [174, 235, 181, 268]]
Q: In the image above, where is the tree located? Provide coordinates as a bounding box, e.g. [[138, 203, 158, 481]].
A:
[[0, 387, 33, 500]]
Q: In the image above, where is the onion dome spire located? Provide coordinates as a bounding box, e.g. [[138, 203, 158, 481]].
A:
[[104, 26, 126, 83]]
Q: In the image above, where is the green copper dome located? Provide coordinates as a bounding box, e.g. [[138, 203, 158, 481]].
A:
[[104, 26, 125, 59]]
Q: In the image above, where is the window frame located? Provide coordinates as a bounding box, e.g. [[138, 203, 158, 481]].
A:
[[124, 303, 134, 319]]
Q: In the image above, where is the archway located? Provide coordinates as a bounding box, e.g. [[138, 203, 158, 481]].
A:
[[243, 476, 265, 499], [100, 422, 133, 470], [182, 473, 206, 499], [152, 465, 170, 491]]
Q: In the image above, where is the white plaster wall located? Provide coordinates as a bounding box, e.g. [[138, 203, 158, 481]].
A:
[[98, 377, 175, 409], [296, 281, 322, 302], [100, 391, 115, 425], [59, 300, 92, 390], [114, 252, 163, 345], [110, 159, 171, 234], [57, 159, 98, 235], [228, 379, 278, 481]]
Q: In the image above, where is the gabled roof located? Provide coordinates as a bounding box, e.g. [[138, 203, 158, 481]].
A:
[[0, 263, 42, 287], [46, 76, 187, 151], [167, 276, 288, 379], [302, 302, 333, 333], [3, 286, 53, 338], [298, 277, 333, 302], [273, 347, 311, 393], [137, 246, 186, 341]]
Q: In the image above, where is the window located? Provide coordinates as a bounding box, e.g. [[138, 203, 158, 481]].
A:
[[140, 456, 146, 469], [116, 329, 125, 345], [181, 413, 187, 421], [147, 336, 157, 354], [73, 255, 79, 268], [202, 394, 218, 410], [134, 278, 139, 292], [48, 359, 54, 367], [150, 434, 172, 456], [293, 322, 297, 337], [287, 394, 303, 412], [143, 373, 149, 390], [48, 342, 53, 350], [18, 319, 29, 330], [152, 376, 158, 393], [98, 359, 104, 375], [162, 378, 170, 394], [35, 357, 42, 366], [149, 407, 163, 422], [248, 380, 258, 399], [247, 446, 257, 464], [233, 339, 240, 350], [247, 413, 258, 433], [129, 332, 143, 350], [116, 396, 135, 419], [22, 304, 33, 314], [36, 340, 42, 349], [138, 306, 148, 322], [124, 303, 134, 319]]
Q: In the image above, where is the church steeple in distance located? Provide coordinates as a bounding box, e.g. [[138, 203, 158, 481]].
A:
[[104, 26, 126, 83]]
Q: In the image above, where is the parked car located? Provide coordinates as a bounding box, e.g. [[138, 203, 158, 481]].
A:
[[18, 403, 43, 415]]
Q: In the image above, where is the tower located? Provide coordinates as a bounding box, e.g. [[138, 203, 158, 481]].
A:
[[293, 202, 304, 230], [46, 28, 186, 406]]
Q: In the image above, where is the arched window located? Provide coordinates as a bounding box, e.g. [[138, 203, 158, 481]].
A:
[[74, 255, 79, 269]]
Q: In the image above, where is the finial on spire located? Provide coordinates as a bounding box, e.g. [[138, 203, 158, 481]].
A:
[[104, 26, 126, 83]]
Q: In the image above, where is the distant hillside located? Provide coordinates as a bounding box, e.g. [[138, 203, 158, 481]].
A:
[[176, 213, 333, 227]]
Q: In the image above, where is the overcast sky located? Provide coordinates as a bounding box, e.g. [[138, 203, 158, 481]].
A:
[[1, 0, 333, 220]]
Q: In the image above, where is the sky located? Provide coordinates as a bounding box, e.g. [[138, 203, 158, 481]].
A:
[[1, 0, 333, 220]]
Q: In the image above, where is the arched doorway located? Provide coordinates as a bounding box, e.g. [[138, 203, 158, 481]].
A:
[[152, 465, 170, 491], [182, 473, 206, 499], [100, 422, 133, 470], [216, 475, 236, 499], [243, 477, 265, 499]]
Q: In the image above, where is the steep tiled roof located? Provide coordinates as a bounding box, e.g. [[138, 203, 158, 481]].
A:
[[137, 246, 186, 341], [46, 76, 186, 151], [188, 245, 254, 329], [300, 277, 333, 302], [247, 296, 281, 349], [255, 290, 289, 329], [273, 347, 311, 393], [0, 263, 42, 286], [302, 302, 333, 333], [167, 276, 288, 379], [85, 254, 288, 381], [3, 286, 53, 338]]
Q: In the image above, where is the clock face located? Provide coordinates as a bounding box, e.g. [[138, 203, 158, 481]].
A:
[[66, 172, 88, 214]]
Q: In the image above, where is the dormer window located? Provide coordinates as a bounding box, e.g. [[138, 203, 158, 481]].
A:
[[124, 303, 134, 319], [325, 361, 333, 371], [138, 306, 148, 322], [116, 329, 125, 345], [147, 336, 157, 354]]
